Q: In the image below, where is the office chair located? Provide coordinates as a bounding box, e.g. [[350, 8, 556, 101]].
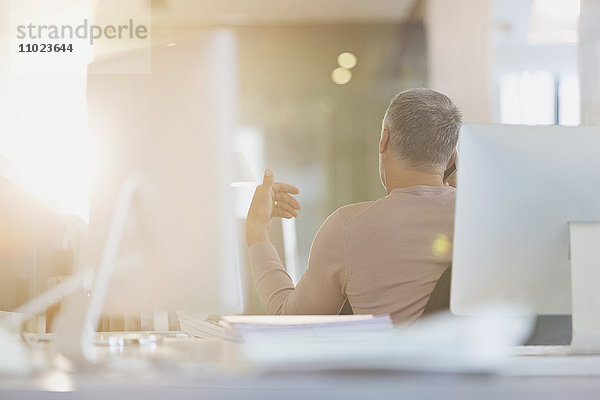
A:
[[421, 266, 452, 317]]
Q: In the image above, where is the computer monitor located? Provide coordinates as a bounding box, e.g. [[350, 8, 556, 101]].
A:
[[56, 31, 245, 361], [452, 124, 600, 353]]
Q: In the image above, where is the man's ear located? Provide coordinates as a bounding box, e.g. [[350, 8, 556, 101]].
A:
[[380, 125, 390, 154], [446, 149, 457, 170]]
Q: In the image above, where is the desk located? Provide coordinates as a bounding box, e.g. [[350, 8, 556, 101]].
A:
[[2, 335, 600, 399]]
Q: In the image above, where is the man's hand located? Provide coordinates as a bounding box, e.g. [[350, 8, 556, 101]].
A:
[[246, 169, 301, 246]]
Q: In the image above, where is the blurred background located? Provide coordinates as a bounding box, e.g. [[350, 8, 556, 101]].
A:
[[0, 0, 598, 327]]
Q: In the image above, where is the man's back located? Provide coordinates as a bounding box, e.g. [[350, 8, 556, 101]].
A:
[[340, 185, 455, 322], [249, 185, 455, 324]]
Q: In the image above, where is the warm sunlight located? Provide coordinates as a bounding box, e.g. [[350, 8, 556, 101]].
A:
[[1, 0, 95, 221], [0, 73, 92, 220]]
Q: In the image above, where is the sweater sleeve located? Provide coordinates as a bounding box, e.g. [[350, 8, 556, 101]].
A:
[[248, 210, 347, 315]]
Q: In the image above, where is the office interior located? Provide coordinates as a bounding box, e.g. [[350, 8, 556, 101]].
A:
[[1, 0, 600, 397]]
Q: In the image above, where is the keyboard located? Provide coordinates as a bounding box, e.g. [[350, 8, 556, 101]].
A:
[[511, 345, 571, 356]]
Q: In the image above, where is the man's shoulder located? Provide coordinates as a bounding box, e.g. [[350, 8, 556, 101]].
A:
[[330, 201, 377, 224], [315, 201, 375, 240]]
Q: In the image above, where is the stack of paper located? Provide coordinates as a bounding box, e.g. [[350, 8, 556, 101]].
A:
[[220, 314, 393, 342], [234, 310, 534, 373], [178, 312, 224, 339]]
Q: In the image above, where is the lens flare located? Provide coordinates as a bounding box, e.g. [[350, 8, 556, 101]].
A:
[[432, 234, 451, 257]]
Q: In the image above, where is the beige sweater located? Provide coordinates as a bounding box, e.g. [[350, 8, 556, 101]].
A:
[[248, 185, 456, 324]]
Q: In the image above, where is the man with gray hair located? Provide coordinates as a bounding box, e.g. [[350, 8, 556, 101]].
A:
[[246, 88, 461, 323]]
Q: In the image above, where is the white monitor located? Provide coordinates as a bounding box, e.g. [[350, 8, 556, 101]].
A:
[[452, 124, 600, 352], [56, 31, 244, 361]]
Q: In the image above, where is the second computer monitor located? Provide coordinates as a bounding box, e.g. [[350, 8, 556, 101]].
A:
[[451, 124, 600, 316]]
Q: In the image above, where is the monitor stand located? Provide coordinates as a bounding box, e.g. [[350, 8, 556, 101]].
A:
[[55, 175, 147, 363], [569, 222, 600, 354], [524, 315, 571, 346]]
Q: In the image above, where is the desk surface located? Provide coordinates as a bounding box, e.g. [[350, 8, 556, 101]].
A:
[[3, 336, 600, 400]]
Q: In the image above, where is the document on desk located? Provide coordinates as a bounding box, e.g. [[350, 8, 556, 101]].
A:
[[234, 310, 534, 374], [220, 314, 393, 342], [178, 311, 225, 339]]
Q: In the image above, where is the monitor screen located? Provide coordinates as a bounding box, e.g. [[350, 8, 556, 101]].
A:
[[452, 124, 600, 316], [85, 31, 244, 316]]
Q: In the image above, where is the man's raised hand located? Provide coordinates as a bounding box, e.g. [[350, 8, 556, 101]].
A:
[[246, 169, 301, 245]]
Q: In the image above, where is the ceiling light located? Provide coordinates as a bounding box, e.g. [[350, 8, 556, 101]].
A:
[[337, 52, 357, 69], [331, 67, 352, 85]]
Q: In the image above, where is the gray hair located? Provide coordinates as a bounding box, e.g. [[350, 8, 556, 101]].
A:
[[383, 88, 462, 168]]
